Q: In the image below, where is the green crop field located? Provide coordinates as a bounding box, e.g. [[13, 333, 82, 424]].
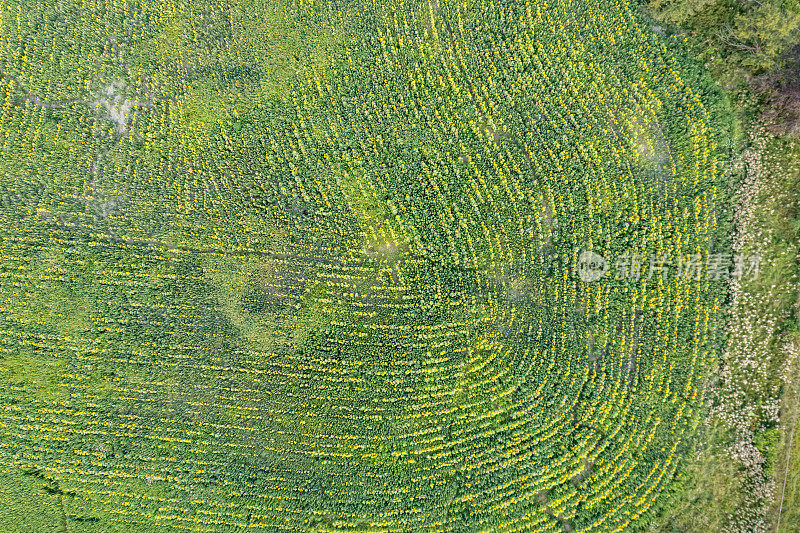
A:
[[0, 0, 736, 531]]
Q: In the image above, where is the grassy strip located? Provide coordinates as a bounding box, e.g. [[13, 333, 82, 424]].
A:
[[648, 130, 800, 532], [774, 323, 800, 532]]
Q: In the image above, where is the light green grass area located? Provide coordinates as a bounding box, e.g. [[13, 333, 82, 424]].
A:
[[775, 337, 800, 533]]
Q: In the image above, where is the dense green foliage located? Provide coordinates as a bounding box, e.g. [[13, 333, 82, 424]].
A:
[[646, 0, 800, 86]]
